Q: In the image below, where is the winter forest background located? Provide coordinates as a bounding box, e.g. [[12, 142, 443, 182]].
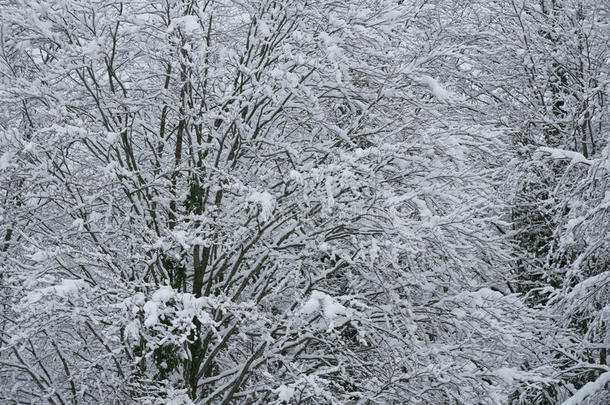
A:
[[0, 0, 608, 403]]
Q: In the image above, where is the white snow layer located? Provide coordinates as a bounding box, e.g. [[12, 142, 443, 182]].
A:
[[301, 291, 347, 319], [170, 16, 201, 36], [561, 370, 610, 405], [23, 279, 88, 304], [0, 152, 13, 170], [537, 147, 594, 166], [274, 384, 295, 402], [419, 75, 452, 101], [248, 191, 276, 221]]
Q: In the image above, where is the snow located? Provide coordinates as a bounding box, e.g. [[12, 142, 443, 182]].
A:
[[132, 292, 146, 307], [452, 308, 466, 320], [561, 370, 610, 405], [248, 191, 276, 221], [29, 250, 48, 262], [419, 75, 452, 101], [289, 169, 304, 185], [72, 218, 85, 231], [176, 297, 213, 325], [23, 279, 88, 304], [152, 285, 175, 303], [274, 384, 295, 402], [369, 238, 379, 263], [53, 279, 87, 297], [412, 197, 433, 220], [170, 16, 201, 36], [81, 39, 101, 58], [257, 20, 271, 39], [301, 291, 347, 320], [325, 176, 335, 209], [144, 286, 175, 326], [140, 287, 214, 329], [565, 271, 610, 303], [328, 13, 346, 28], [3, 0, 608, 402], [106, 132, 118, 144], [300, 296, 320, 315], [323, 299, 347, 319], [24, 141, 36, 152], [0, 151, 12, 170], [125, 320, 140, 340], [537, 147, 594, 166], [143, 301, 160, 327], [494, 368, 518, 385]]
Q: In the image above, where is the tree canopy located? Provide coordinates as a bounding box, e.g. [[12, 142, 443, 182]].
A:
[[0, 0, 608, 404]]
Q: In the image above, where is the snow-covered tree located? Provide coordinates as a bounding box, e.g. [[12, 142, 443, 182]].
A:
[[457, 0, 609, 403], [0, 0, 590, 403]]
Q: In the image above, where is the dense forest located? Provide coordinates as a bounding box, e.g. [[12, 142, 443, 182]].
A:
[[0, 0, 608, 403]]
